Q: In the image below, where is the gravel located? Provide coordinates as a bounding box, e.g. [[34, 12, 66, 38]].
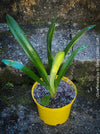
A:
[[34, 80, 75, 108]]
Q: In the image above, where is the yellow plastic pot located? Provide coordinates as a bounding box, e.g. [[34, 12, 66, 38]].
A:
[[31, 76, 77, 126]]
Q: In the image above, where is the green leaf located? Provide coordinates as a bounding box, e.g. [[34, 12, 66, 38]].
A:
[[6, 14, 49, 86], [40, 95, 50, 106], [50, 51, 65, 95], [64, 25, 96, 56], [55, 45, 87, 88], [2, 59, 47, 87], [47, 16, 58, 72]]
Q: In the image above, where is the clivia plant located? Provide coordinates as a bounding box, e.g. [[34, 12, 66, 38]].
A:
[[2, 14, 95, 107]]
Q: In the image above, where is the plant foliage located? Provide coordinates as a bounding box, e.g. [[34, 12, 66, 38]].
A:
[[2, 14, 95, 106]]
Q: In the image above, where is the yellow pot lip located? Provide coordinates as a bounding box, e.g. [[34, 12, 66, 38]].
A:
[[31, 76, 77, 110]]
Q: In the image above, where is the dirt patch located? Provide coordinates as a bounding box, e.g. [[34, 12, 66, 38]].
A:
[[0, 0, 100, 24]]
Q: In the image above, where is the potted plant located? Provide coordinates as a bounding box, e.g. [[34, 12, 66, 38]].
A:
[[2, 14, 95, 125]]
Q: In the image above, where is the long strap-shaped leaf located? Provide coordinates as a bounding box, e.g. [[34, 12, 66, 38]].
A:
[[47, 16, 58, 72], [2, 59, 49, 88], [49, 51, 65, 96], [55, 45, 87, 89], [64, 25, 96, 56], [6, 14, 49, 86]]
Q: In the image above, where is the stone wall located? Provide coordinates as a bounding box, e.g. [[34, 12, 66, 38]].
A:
[[0, 0, 100, 23]]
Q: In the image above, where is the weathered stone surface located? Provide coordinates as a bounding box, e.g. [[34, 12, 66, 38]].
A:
[[0, 59, 100, 133], [0, 0, 100, 23], [0, 24, 99, 65]]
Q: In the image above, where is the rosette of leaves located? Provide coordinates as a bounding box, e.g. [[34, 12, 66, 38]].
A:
[[2, 14, 95, 106]]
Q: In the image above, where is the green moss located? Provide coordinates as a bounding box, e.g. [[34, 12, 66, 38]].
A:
[[0, 48, 7, 55], [76, 21, 86, 27], [14, 92, 32, 106], [21, 84, 28, 90], [73, 61, 96, 79], [6, 82, 14, 88], [1, 96, 8, 105], [31, 20, 45, 26], [0, 30, 12, 36], [78, 72, 88, 85]]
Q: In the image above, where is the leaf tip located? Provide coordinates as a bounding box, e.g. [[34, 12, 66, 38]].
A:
[[88, 25, 96, 30], [2, 59, 6, 62], [2, 59, 6, 63]]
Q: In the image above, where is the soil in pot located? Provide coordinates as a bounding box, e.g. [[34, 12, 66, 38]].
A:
[[33, 80, 75, 108]]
